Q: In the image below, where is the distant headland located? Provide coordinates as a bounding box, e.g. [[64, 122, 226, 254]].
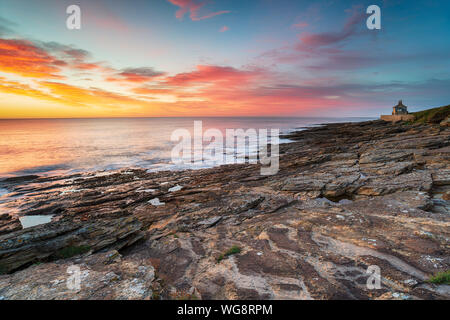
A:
[[381, 102, 449, 125]]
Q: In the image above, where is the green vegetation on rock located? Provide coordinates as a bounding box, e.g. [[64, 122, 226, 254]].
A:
[[411, 105, 450, 124], [217, 245, 241, 263], [427, 270, 450, 285]]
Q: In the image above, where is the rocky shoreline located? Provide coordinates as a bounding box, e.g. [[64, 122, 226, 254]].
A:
[[0, 120, 449, 300]]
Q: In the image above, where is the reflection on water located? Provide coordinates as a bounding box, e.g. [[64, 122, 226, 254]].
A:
[[19, 215, 54, 229], [0, 117, 373, 178]]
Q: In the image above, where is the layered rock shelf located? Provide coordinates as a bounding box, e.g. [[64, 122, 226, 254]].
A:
[[0, 120, 449, 300]]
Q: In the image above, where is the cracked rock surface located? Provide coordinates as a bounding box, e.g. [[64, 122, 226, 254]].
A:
[[0, 120, 449, 300]]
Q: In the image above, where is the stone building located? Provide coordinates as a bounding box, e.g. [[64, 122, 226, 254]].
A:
[[381, 100, 414, 122], [392, 100, 408, 115]]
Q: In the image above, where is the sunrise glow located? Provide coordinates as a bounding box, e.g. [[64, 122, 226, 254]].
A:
[[1, 0, 450, 118]]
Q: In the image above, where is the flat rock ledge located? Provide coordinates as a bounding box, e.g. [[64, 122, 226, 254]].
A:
[[0, 120, 449, 300], [0, 216, 144, 274]]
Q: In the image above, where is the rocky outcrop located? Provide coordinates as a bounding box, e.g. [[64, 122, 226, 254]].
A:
[[0, 216, 144, 273], [0, 250, 156, 300], [0, 214, 21, 236], [0, 120, 449, 300]]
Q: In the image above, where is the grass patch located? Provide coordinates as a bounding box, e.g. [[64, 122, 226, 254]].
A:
[[411, 105, 450, 124], [427, 270, 450, 285], [225, 245, 242, 255], [217, 245, 241, 263], [55, 245, 91, 259]]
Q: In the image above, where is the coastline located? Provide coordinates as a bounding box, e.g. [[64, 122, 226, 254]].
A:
[[0, 119, 449, 300], [0, 117, 375, 179]]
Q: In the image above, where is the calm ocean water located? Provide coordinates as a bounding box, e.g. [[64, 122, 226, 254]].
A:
[[0, 117, 373, 178]]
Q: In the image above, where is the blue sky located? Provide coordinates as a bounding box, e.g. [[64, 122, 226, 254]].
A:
[[0, 0, 449, 117]]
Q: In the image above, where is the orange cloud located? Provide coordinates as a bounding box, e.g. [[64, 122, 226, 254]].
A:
[[0, 39, 63, 78], [0, 78, 64, 105], [39, 81, 143, 108], [73, 62, 102, 70], [0, 29, 367, 118]]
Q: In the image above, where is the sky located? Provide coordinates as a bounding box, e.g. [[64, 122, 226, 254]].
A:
[[0, 0, 449, 118]]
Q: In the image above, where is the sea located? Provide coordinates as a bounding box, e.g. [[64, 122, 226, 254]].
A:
[[0, 117, 374, 179]]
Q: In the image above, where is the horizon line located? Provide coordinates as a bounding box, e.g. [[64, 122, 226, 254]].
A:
[[0, 116, 378, 120]]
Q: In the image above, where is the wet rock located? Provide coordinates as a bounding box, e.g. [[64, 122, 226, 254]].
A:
[[0, 218, 21, 236], [0, 120, 448, 299], [0, 216, 143, 273], [1, 175, 39, 185]]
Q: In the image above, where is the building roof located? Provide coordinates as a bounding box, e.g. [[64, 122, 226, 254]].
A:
[[394, 100, 407, 108]]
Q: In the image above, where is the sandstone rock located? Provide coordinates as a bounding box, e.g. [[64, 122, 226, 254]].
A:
[[0, 216, 143, 273], [0, 120, 448, 300], [0, 250, 155, 300], [0, 218, 21, 236], [440, 117, 450, 127], [357, 171, 433, 196], [197, 216, 222, 228], [359, 149, 414, 165]]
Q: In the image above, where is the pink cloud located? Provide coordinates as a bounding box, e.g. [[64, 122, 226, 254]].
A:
[[259, 6, 369, 67], [164, 65, 264, 86], [298, 7, 365, 49], [219, 26, 229, 32], [167, 0, 230, 21]]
